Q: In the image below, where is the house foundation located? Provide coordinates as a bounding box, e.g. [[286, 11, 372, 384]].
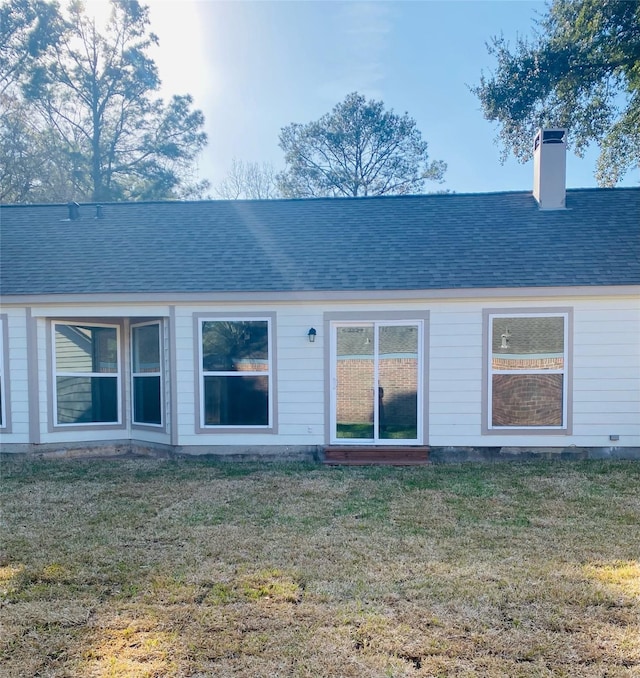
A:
[[2, 441, 639, 464]]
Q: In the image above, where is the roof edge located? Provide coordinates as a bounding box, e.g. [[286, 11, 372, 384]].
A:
[[3, 285, 639, 307], [1, 186, 638, 209]]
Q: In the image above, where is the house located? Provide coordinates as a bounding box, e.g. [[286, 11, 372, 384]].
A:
[[1, 130, 639, 462]]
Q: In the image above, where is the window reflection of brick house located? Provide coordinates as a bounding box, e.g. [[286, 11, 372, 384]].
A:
[[337, 357, 417, 425]]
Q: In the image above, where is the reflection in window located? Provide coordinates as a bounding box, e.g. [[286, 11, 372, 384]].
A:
[[335, 323, 420, 442], [132, 323, 162, 426], [54, 323, 120, 425], [336, 326, 375, 439], [489, 314, 568, 428], [201, 320, 271, 427]]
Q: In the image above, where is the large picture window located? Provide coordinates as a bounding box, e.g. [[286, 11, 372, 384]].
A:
[[131, 322, 163, 426], [199, 319, 272, 428], [487, 312, 569, 430], [53, 323, 120, 425]]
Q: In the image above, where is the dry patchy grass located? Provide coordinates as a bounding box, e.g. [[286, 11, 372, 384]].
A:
[[0, 457, 639, 676]]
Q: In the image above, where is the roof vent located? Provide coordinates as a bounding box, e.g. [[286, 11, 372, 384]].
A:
[[68, 202, 80, 220], [95, 204, 103, 219], [533, 128, 567, 210]]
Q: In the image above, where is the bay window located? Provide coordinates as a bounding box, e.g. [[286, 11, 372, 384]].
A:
[[53, 323, 120, 425], [131, 322, 163, 426]]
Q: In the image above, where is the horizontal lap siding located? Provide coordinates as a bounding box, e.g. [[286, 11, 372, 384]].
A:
[[5, 294, 639, 450], [173, 311, 197, 441], [2, 310, 29, 439], [275, 310, 324, 437], [572, 300, 640, 442], [36, 319, 48, 438], [428, 306, 482, 445]]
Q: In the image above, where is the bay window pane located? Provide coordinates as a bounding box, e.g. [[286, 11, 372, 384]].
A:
[[133, 375, 162, 425], [131, 323, 162, 426], [55, 325, 117, 373], [204, 375, 269, 426], [56, 376, 118, 424], [132, 324, 160, 373]]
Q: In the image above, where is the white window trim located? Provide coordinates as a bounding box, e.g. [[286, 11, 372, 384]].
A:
[[52, 321, 122, 427], [131, 320, 164, 429], [197, 315, 275, 431], [485, 310, 571, 433], [329, 319, 425, 446]]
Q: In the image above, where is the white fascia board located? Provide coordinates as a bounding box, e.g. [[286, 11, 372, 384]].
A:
[[1, 285, 639, 308]]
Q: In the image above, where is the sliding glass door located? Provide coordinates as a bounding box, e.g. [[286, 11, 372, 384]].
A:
[[331, 322, 423, 444]]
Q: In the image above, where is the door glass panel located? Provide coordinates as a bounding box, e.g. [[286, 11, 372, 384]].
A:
[[378, 325, 419, 440], [336, 326, 374, 439]]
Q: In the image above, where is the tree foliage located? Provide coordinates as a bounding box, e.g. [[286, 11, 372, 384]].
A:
[[277, 92, 446, 198], [1, 0, 208, 203], [473, 0, 640, 186], [215, 159, 280, 200], [0, 0, 62, 95]]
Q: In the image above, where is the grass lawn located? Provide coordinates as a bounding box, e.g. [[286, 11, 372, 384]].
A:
[[0, 457, 639, 677]]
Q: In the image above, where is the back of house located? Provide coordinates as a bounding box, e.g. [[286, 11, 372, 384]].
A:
[[1, 130, 639, 461]]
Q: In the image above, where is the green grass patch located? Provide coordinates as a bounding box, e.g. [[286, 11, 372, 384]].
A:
[[1, 457, 639, 676]]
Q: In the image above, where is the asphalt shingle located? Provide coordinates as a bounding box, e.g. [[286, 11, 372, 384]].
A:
[[1, 188, 639, 296]]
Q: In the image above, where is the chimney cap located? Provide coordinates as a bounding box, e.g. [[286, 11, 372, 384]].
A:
[[534, 128, 567, 150]]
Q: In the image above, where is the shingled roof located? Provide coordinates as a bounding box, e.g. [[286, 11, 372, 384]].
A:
[[1, 188, 639, 297]]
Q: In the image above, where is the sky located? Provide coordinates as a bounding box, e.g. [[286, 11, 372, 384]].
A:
[[90, 0, 638, 195]]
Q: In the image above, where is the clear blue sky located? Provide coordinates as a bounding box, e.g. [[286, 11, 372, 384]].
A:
[[140, 0, 638, 195]]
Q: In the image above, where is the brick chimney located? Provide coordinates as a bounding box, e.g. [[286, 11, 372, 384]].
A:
[[533, 128, 567, 210]]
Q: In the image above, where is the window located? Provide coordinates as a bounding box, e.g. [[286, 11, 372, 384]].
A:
[[131, 322, 163, 426], [199, 318, 272, 428], [486, 312, 569, 430], [53, 323, 120, 425]]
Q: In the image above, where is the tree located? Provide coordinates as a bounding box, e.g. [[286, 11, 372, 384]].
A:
[[215, 159, 281, 200], [0, 0, 62, 95], [0, 93, 66, 202], [276, 92, 446, 198], [0, 0, 66, 202], [1, 0, 208, 203], [473, 0, 640, 186]]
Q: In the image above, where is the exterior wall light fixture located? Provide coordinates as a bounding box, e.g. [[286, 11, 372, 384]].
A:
[[307, 327, 317, 343]]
